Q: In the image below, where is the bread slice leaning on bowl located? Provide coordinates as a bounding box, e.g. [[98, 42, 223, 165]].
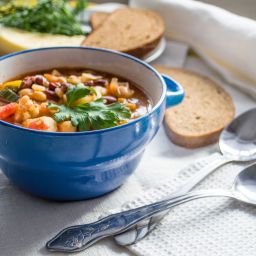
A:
[[83, 8, 165, 58]]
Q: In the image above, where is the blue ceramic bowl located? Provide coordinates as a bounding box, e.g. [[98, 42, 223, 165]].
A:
[[0, 47, 184, 200]]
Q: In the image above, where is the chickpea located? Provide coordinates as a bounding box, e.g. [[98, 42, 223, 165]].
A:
[[58, 121, 77, 132], [14, 96, 40, 122], [19, 95, 33, 108], [22, 111, 31, 121], [28, 104, 40, 118]]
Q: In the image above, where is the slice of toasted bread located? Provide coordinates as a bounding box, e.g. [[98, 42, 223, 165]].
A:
[[83, 8, 165, 58], [90, 12, 109, 30], [155, 66, 235, 148]]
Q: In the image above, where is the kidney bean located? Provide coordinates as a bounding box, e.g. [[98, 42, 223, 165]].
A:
[[94, 79, 107, 86], [49, 82, 60, 91], [34, 75, 45, 85], [103, 96, 117, 104], [84, 81, 94, 87], [19, 77, 34, 90], [44, 90, 59, 101], [60, 82, 72, 93]]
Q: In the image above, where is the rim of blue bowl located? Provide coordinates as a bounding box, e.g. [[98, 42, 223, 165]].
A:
[[0, 46, 167, 136]]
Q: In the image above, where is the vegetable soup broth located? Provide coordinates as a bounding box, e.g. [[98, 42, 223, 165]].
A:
[[0, 68, 152, 132]]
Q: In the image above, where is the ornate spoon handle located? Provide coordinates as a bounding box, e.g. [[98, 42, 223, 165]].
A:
[[46, 197, 179, 252], [46, 189, 232, 253]]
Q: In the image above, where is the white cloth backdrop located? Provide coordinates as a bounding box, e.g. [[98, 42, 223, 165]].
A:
[[131, 0, 256, 99]]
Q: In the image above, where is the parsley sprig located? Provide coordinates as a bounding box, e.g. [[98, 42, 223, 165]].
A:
[[0, 0, 87, 36], [48, 84, 131, 131]]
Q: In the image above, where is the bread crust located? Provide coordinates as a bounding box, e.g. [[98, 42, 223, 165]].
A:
[[164, 117, 223, 148], [84, 8, 165, 58], [155, 66, 235, 148], [124, 37, 162, 58], [90, 12, 109, 30]]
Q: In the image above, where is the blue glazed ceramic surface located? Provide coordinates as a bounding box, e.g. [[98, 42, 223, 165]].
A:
[[0, 47, 184, 200]]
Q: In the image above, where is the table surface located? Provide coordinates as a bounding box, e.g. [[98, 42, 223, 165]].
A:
[[1, 51, 255, 256]]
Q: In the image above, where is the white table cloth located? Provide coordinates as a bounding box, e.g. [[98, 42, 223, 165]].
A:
[[0, 42, 255, 255]]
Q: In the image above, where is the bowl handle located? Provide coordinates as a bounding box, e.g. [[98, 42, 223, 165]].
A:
[[162, 74, 184, 108]]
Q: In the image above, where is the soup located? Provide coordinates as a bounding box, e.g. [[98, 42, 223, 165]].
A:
[[0, 68, 151, 132]]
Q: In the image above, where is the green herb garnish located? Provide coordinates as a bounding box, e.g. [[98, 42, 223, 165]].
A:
[[0, 88, 19, 102], [47, 85, 131, 131], [66, 83, 95, 107], [0, 0, 87, 36]]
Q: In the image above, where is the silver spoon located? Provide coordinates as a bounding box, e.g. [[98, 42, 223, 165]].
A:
[[46, 108, 256, 252], [47, 163, 256, 253], [114, 107, 256, 245]]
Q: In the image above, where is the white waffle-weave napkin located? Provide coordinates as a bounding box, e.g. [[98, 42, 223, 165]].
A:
[[107, 153, 256, 256]]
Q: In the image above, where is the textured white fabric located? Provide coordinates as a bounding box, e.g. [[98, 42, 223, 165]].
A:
[[130, 0, 256, 99], [0, 34, 256, 256], [0, 41, 255, 256], [112, 154, 256, 256]]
